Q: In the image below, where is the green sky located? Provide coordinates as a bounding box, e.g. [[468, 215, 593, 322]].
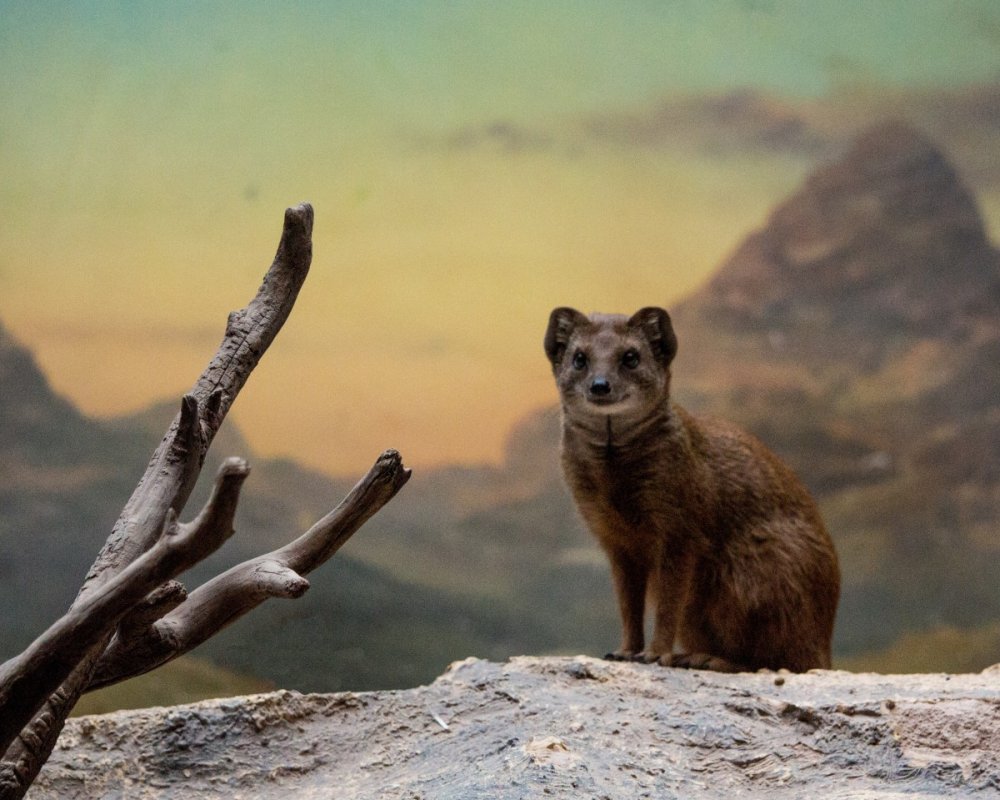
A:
[[2, 1, 999, 474]]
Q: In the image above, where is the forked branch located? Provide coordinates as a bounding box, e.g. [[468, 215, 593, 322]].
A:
[[0, 459, 249, 754], [90, 450, 411, 689], [81, 203, 315, 595], [0, 203, 408, 800]]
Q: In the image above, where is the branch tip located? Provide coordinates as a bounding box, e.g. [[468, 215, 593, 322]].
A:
[[115, 581, 188, 639], [284, 202, 314, 238], [205, 387, 225, 418], [374, 449, 412, 489], [145, 580, 187, 607], [180, 393, 199, 422], [218, 456, 251, 479], [174, 394, 200, 457]]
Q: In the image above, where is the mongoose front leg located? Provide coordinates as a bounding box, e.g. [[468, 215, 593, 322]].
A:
[[639, 547, 693, 663], [605, 550, 647, 660]]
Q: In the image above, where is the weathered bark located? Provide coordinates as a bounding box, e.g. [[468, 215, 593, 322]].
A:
[[82, 203, 315, 596], [0, 465, 248, 799], [0, 203, 408, 799], [1, 204, 315, 799], [89, 449, 410, 689], [0, 459, 248, 754]]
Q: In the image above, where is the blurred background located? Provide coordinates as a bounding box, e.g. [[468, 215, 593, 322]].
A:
[[2, 1, 999, 713]]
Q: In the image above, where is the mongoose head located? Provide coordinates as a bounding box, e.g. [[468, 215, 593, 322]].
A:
[[544, 307, 678, 419]]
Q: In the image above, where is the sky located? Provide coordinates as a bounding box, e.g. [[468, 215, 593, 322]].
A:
[[2, 1, 999, 476]]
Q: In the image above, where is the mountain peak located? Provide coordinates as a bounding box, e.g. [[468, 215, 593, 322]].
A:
[[786, 120, 983, 239], [0, 318, 100, 465], [833, 121, 957, 184], [692, 121, 999, 333]]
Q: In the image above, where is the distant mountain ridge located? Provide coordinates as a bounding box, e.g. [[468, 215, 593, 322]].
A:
[[0, 322, 561, 693], [671, 122, 1000, 653], [4, 122, 1000, 698], [668, 122, 1000, 441], [348, 123, 1000, 666], [0, 321, 123, 477], [694, 122, 999, 335]]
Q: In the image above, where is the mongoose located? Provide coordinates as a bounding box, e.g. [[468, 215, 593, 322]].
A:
[[544, 306, 839, 672]]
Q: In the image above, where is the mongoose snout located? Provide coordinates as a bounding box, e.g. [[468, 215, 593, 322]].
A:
[[545, 305, 840, 673], [588, 376, 612, 399]]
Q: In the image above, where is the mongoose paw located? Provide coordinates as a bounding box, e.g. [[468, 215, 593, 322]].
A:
[[662, 652, 742, 672], [604, 649, 639, 662], [636, 649, 665, 664]]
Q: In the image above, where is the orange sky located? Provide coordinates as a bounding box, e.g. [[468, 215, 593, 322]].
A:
[[5, 146, 804, 474], [3, 3, 999, 476]]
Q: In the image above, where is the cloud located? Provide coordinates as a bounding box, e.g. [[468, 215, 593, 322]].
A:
[[819, 83, 1000, 189], [583, 82, 1000, 190], [413, 119, 556, 156], [410, 82, 1000, 193], [583, 88, 833, 157]]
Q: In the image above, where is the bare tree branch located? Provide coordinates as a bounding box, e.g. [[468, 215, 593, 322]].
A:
[[88, 450, 411, 690], [0, 658, 91, 797], [0, 460, 249, 754], [84, 203, 314, 594], [0, 203, 316, 800]]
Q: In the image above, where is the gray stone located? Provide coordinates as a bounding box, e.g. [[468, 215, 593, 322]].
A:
[[30, 656, 1000, 798]]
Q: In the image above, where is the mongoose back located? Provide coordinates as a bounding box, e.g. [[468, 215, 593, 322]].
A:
[[545, 306, 840, 672]]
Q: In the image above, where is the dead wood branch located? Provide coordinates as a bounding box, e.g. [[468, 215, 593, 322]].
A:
[[83, 203, 314, 594], [0, 203, 408, 800], [0, 459, 249, 754], [89, 449, 410, 689]]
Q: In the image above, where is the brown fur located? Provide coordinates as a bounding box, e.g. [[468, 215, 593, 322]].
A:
[[544, 307, 840, 672]]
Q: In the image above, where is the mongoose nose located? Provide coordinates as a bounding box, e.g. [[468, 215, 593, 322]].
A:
[[590, 377, 612, 396]]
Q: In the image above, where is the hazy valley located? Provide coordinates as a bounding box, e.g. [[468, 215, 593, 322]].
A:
[[3, 121, 1000, 710]]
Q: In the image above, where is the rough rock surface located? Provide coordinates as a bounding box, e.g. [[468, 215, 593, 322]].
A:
[[29, 656, 1000, 798]]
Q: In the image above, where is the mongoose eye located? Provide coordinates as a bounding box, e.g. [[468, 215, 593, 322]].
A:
[[622, 349, 640, 369], [572, 351, 588, 370]]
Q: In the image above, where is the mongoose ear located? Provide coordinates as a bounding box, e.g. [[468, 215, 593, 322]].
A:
[[628, 307, 678, 366], [545, 307, 587, 366]]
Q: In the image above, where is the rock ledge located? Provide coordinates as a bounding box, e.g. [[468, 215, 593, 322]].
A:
[[32, 656, 1000, 798]]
